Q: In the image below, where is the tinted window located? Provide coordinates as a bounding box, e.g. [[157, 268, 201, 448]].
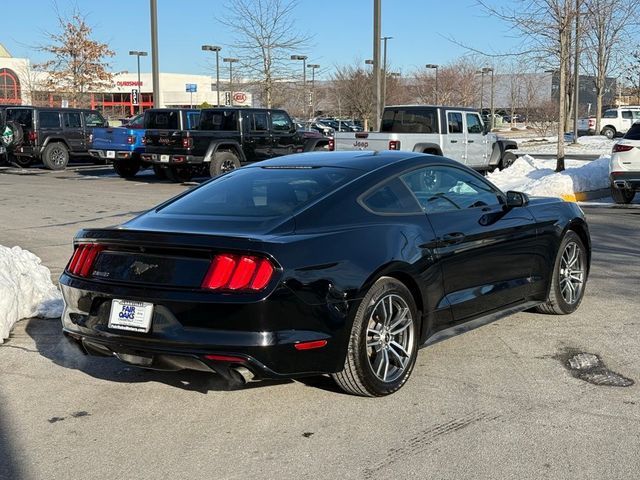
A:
[[603, 110, 617, 119], [447, 112, 463, 134], [623, 123, 640, 140], [252, 113, 268, 131], [381, 108, 437, 133], [271, 111, 293, 132], [186, 111, 201, 130], [159, 167, 358, 217], [361, 178, 421, 214], [128, 114, 144, 128], [466, 113, 483, 134], [634, 111, 640, 120], [64, 112, 82, 128], [200, 110, 238, 131], [401, 166, 501, 214], [6, 109, 33, 129], [622, 111, 633, 119], [145, 110, 179, 129], [39, 112, 61, 129], [84, 112, 106, 127]]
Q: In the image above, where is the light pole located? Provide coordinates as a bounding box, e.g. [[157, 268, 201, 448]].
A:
[[373, 0, 382, 130], [425, 64, 439, 104], [481, 67, 494, 129], [202, 45, 222, 106], [149, 0, 160, 107], [223, 57, 239, 105], [129, 50, 148, 113], [308, 63, 320, 118], [291, 54, 308, 119], [381, 36, 393, 112], [477, 69, 486, 112]]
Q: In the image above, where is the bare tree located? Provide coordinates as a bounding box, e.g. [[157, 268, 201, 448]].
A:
[[35, 6, 114, 107], [218, 0, 310, 108], [624, 47, 640, 104], [328, 63, 375, 128], [583, 0, 640, 133], [412, 59, 480, 107]]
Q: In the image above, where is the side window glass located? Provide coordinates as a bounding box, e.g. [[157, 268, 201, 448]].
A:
[[186, 112, 200, 130], [84, 112, 106, 127], [447, 112, 463, 134], [252, 113, 268, 131], [64, 113, 82, 128], [466, 113, 483, 134], [401, 166, 502, 214], [602, 110, 617, 119], [622, 111, 633, 120], [39, 112, 61, 129], [633, 111, 640, 120], [361, 178, 421, 214], [271, 111, 293, 132]]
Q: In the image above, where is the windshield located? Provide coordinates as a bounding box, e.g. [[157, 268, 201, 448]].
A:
[[158, 166, 359, 218]]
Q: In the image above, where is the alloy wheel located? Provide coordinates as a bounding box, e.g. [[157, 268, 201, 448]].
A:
[[559, 241, 585, 305], [51, 148, 65, 166]]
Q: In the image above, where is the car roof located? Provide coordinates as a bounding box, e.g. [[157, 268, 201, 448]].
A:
[[244, 150, 460, 172]]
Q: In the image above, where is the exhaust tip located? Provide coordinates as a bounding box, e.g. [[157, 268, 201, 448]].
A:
[[230, 366, 255, 384], [614, 180, 629, 189]]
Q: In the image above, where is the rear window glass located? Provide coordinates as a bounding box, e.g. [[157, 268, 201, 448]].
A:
[[186, 111, 200, 130], [159, 167, 359, 217], [6, 109, 33, 129], [145, 111, 179, 129], [200, 110, 238, 131], [381, 108, 438, 133], [624, 123, 640, 140], [39, 112, 61, 128]]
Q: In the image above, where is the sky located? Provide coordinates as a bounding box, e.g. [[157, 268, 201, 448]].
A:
[[2, 0, 523, 78]]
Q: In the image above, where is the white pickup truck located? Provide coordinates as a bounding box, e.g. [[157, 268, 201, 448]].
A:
[[330, 105, 518, 172], [578, 106, 640, 139]]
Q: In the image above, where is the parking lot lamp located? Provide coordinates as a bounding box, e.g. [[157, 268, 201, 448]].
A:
[[223, 57, 239, 105], [129, 50, 148, 113], [425, 64, 439, 104], [308, 64, 320, 118], [291, 55, 308, 119], [150, 0, 160, 107], [202, 45, 222, 106], [381, 36, 393, 112]]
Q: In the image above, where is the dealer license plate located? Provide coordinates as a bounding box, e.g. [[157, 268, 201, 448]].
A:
[[108, 299, 154, 333], [160, 155, 170, 163], [106, 150, 115, 159]]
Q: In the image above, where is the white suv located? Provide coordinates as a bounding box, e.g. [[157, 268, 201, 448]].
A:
[[610, 121, 640, 204], [583, 106, 640, 139]]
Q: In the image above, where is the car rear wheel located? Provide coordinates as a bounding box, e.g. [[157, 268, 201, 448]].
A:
[[113, 160, 141, 179], [152, 164, 167, 179], [332, 277, 419, 397], [166, 165, 193, 183], [601, 127, 615, 140], [500, 151, 517, 170], [42, 142, 69, 170], [610, 182, 635, 204], [536, 230, 587, 315], [210, 151, 241, 177], [10, 154, 32, 168]]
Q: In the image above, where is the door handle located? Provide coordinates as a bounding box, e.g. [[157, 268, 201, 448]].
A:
[[450, 140, 458, 143], [441, 232, 465, 245]]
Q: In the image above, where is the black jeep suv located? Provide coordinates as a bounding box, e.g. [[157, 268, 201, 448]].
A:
[[4, 106, 107, 169]]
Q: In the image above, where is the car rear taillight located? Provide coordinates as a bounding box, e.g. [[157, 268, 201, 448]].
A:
[[388, 140, 401, 150], [182, 137, 193, 149], [127, 135, 135, 145], [66, 244, 105, 277], [613, 144, 634, 153], [28, 131, 37, 142], [89, 133, 94, 143], [588, 118, 595, 128], [141, 136, 147, 145], [328, 137, 335, 151], [201, 254, 275, 291]]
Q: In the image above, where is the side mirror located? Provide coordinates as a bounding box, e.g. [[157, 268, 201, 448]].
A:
[[505, 190, 529, 208]]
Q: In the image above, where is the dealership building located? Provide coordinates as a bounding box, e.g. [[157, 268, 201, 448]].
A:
[[0, 44, 252, 117]]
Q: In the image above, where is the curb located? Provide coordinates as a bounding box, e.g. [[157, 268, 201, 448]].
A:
[[561, 188, 610, 202]]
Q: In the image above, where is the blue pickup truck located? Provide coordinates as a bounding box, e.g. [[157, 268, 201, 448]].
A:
[[89, 114, 151, 178]]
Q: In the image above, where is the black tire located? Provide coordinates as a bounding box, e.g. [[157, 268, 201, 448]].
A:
[[42, 142, 69, 170], [10, 154, 32, 168], [500, 151, 517, 170], [152, 164, 167, 180], [610, 182, 635, 204], [332, 277, 419, 397], [1, 121, 23, 148], [209, 151, 241, 177], [535, 230, 588, 315], [113, 160, 141, 179], [601, 127, 615, 140], [313, 143, 329, 151], [165, 165, 193, 183]]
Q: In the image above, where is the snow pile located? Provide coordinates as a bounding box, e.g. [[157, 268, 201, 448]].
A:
[[514, 135, 614, 155], [487, 155, 610, 197], [0, 245, 63, 343]]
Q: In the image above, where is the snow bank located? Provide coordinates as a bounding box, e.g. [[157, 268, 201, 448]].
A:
[[487, 155, 610, 197], [0, 245, 63, 343]]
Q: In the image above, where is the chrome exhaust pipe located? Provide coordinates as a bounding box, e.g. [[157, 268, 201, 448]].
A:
[[230, 366, 255, 384], [614, 180, 629, 189]]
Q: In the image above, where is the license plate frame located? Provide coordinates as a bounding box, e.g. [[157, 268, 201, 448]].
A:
[[106, 150, 115, 159], [160, 154, 170, 163], [108, 299, 154, 333]]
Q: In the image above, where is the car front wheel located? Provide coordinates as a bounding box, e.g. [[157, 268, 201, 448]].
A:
[[113, 160, 141, 179], [332, 277, 419, 397]]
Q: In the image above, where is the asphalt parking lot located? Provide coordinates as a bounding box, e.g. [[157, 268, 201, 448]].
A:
[[1, 164, 639, 480]]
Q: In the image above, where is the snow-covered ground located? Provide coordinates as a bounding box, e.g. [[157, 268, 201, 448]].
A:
[[0, 245, 63, 343], [511, 135, 615, 155], [487, 155, 610, 198]]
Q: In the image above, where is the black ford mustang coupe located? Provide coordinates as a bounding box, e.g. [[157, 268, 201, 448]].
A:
[[60, 151, 590, 396]]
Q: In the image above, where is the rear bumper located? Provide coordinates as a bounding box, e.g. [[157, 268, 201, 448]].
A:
[[141, 153, 204, 165], [610, 172, 640, 191], [89, 149, 140, 161], [58, 276, 351, 379], [13, 145, 40, 157]]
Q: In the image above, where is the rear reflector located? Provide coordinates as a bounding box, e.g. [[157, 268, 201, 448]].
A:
[[613, 144, 634, 153], [66, 244, 105, 277], [328, 137, 335, 151], [294, 340, 328, 350], [204, 354, 246, 363], [388, 140, 401, 150], [201, 254, 274, 292], [127, 135, 135, 145]]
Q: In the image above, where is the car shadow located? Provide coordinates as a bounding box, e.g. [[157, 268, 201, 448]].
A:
[[25, 317, 292, 394], [0, 400, 24, 479]]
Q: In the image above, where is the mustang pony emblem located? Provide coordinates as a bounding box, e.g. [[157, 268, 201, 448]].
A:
[[131, 261, 158, 275]]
